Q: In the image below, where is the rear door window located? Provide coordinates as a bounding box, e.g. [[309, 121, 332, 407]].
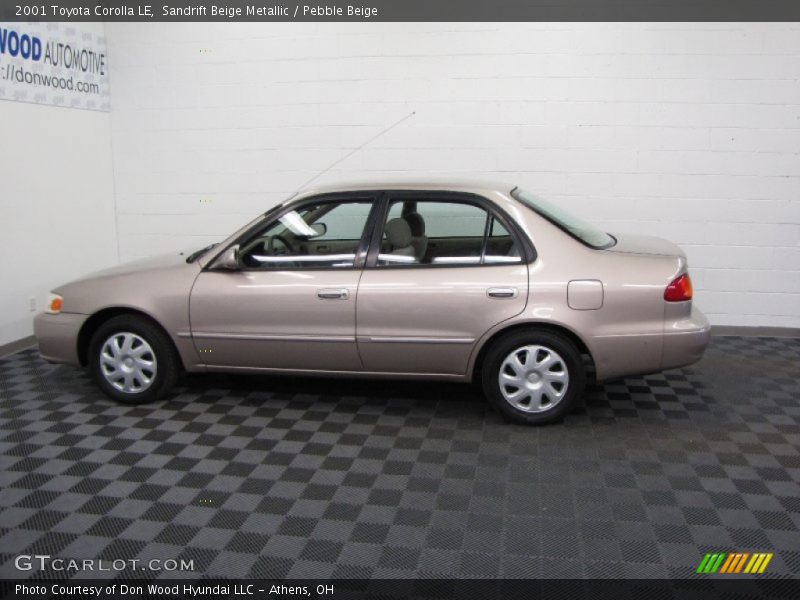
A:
[[376, 199, 523, 267]]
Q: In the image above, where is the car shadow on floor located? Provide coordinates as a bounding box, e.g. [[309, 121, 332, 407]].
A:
[[170, 370, 624, 426], [177, 370, 487, 405]]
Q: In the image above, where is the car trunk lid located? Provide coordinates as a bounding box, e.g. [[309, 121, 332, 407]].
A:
[[605, 233, 686, 259]]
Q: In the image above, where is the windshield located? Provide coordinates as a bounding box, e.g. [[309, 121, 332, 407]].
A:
[[511, 188, 615, 249], [188, 205, 287, 265]]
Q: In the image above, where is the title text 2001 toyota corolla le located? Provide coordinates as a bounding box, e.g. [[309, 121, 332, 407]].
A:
[[34, 181, 711, 424]]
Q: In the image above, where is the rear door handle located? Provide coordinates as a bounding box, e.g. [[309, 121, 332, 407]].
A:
[[487, 287, 518, 299], [317, 288, 350, 300]]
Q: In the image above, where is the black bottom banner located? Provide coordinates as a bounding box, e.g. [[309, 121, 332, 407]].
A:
[[2, 579, 800, 600]]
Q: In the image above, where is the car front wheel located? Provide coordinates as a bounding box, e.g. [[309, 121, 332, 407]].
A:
[[89, 315, 179, 404], [482, 330, 585, 425]]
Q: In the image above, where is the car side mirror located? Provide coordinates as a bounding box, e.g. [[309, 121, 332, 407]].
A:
[[311, 222, 327, 237], [212, 245, 240, 270]]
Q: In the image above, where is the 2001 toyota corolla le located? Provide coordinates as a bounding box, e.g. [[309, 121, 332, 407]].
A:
[[34, 181, 711, 424]]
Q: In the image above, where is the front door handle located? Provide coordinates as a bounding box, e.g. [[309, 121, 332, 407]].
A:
[[317, 288, 350, 300], [487, 287, 518, 299]]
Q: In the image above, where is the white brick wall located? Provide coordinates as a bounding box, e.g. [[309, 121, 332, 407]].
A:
[[0, 23, 116, 347], [107, 23, 800, 328]]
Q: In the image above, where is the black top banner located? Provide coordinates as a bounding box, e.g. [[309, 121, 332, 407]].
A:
[[1, 0, 799, 22]]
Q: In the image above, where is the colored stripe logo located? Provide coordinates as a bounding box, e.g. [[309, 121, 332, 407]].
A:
[[697, 552, 773, 574]]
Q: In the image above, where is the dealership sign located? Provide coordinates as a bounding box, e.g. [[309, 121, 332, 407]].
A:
[[0, 22, 109, 111]]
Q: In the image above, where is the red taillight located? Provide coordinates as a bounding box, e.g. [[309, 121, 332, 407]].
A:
[[665, 273, 693, 302]]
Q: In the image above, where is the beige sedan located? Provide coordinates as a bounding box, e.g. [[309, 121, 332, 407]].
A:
[[34, 181, 710, 424]]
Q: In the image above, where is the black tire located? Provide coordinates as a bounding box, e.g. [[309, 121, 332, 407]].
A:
[[88, 315, 180, 404], [481, 329, 585, 425]]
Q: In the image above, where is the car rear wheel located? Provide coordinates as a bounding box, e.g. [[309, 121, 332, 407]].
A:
[[89, 315, 179, 404], [482, 330, 585, 425]]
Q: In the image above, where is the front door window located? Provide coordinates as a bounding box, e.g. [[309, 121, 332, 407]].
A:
[[239, 200, 374, 269]]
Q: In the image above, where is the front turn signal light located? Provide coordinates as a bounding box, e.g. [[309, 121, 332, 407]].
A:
[[46, 294, 63, 314], [664, 273, 693, 302]]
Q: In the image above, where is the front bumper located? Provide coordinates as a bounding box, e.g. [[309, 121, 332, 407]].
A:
[[33, 312, 88, 366], [661, 306, 711, 371]]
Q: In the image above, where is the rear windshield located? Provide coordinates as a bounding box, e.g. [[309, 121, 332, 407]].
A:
[[511, 188, 616, 249]]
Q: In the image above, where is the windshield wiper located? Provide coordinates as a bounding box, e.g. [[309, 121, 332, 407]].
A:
[[186, 243, 217, 264]]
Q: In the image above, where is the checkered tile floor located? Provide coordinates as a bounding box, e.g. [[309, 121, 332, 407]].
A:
[[0, 337, 798, 580]]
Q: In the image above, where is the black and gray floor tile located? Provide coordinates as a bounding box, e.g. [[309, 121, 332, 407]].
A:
[[0, 337, 798, 580]]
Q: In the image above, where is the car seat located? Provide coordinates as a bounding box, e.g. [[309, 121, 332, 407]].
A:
[[404, 212, 428, 261], [384, 218, 416, 259]]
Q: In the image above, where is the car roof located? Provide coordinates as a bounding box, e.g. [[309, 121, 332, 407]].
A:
[[293, 178, 516, 200]]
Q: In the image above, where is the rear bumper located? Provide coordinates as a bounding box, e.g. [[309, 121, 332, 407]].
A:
[[661, 306, 711, 371], [33, 312, 87, 366]]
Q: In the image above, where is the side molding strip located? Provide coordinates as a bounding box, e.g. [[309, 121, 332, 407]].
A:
[[186, 332, 355, 343]]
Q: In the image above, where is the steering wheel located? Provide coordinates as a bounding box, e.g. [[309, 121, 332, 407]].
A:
[[267, 234, 294, 255]]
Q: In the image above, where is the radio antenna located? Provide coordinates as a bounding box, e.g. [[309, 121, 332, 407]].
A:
[[293, 110, 416, 193]]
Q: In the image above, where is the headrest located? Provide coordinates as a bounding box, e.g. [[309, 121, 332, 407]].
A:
[[404, 212, 426, 236], [385, 218, 412, 248]]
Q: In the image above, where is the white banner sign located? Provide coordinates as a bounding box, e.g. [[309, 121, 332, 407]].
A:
[[0, 22, 109, 111]]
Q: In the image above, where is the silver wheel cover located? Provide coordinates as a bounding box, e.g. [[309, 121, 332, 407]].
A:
[[498, 344, 569, 413], [99, 332, 157, 394]]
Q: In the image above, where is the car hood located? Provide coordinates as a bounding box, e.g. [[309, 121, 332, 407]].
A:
[[67, 251, 192, 283], [605, 233, 686, 258], [53, 250, 203, 316]]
